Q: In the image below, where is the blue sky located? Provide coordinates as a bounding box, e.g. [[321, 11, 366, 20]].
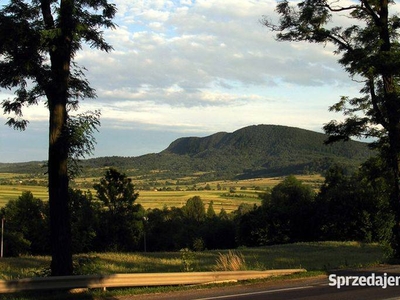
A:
[[0, 0, 378, 162]]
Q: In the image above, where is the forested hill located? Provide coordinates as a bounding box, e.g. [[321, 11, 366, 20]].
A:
[[0, 125, 373, 180], [158, 124, 372, 179]]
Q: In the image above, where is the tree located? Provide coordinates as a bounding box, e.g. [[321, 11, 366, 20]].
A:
[[264, 1, 400, 256], [0, 0, 116, 275], [1, 191, 49, 256], [206, 201, 216, 219], [262, 175, 316, 243], [93, 168, 143, 251], [183, 196, 206, 222], [94, 168, 139, 214], [69, 188, 100, 253], [316, 162, 394, 243]]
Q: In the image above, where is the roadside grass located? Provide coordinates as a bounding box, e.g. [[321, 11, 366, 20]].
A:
[[0, 241, 386, 280], [0, 241, 386, 300]]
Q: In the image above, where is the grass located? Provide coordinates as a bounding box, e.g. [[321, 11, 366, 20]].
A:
[[0, 241, 386, 300], [215, 250, 246, 271], [0, 241, 386, 280]]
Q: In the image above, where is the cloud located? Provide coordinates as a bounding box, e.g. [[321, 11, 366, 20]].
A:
[[78, 0, 348, 99]]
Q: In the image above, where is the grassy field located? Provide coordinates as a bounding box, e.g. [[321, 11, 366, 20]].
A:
[[0, 241, 386, 280], [0, 174, 324, 212], [0, 242, 387, 300]]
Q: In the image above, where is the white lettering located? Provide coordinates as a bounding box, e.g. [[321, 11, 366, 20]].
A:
[[328, 273, 400, 289], [352, 276, 359, 286], [328, 274, 337, 287]]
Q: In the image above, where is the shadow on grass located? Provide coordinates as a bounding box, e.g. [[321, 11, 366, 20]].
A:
[[237, 241, 386, 271]]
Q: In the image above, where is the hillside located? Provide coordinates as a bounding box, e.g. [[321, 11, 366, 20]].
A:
[[159, 124, 372, 179], [0, 124, 373, 181]]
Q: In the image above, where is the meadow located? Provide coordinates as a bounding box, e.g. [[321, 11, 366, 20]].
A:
[[0, 241, 386, 280]]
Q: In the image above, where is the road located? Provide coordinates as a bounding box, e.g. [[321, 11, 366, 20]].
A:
[[119, 266, 400, 300]]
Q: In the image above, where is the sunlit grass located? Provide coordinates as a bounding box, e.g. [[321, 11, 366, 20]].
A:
[[0, 241, 386, 280]]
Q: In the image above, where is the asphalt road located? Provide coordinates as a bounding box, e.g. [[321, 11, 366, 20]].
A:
[[119, 266, 400, 300]]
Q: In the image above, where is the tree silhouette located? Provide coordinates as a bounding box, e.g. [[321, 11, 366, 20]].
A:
[[0, 0, 116, 275]]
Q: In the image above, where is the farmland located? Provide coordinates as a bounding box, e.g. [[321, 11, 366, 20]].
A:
[[0, 173, 324, 212]]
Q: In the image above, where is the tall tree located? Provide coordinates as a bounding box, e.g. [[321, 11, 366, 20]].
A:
[[93, 168, 143, 251], [264, 0, 400, 256], [94, 168, 139, 214], [0, 0, 116, 275], [183, 196, 206, 222]]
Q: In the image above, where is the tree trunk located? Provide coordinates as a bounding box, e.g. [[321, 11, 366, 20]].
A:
[[377, 0, 400, 258], [48, 101, 73, 276], [46, 0, 74, 276]]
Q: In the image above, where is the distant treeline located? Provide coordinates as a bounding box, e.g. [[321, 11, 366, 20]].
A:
[[1, 157, 394, 256]]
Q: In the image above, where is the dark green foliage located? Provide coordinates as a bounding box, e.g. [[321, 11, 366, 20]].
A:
[[2, 161, 395, 254], [206, 201, 216, 219], [316, 160, 394, 243], [235, 206, 268, 246], [145, 207, 186, 251], [162, 125, 371, 179], [93, 168, 144, 251], [69, 189, 100, 254], [234, 164, 394, 246], [2, 191, 49, 256], [183, 196, 206, 223], [199, 216, 236, 250], [94, 168, 139, 213], [266, 176, 316, 243], [145, 198, 236, 251]]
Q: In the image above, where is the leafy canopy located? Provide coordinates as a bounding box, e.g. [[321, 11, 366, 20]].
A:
[[0, 0, 116, 175], [94, 168, 139, 213], [0, 0, 116, 127]]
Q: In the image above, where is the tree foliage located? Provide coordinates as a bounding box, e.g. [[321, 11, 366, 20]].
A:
[[259, 176, 316, 244], [94, 168, 139, 213], [1, 191, 49, 256], [316, 161, 394, 243], [93, 168, 143, 251], [183, 196, 206, 222]]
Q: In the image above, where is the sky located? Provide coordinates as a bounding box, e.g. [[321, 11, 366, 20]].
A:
[[0, 0, 377, 163]]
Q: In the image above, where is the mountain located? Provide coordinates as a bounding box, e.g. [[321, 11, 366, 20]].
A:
[[0, 125, 373, 180], [158, 124, 372, 179]]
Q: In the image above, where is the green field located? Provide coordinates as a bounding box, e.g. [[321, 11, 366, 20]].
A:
[[0, 173, 324, 211]]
